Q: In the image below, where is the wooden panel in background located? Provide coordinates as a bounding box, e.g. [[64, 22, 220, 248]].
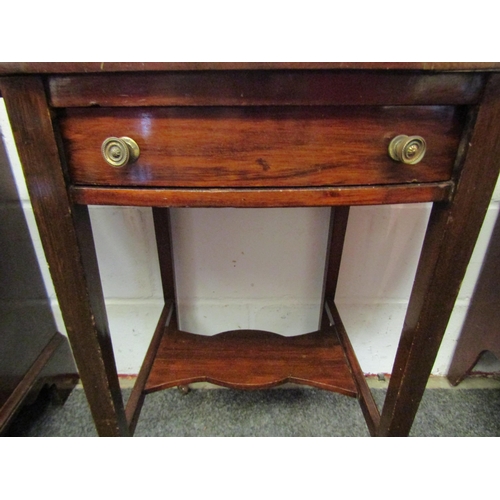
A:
[[447, 213, 500, 385]]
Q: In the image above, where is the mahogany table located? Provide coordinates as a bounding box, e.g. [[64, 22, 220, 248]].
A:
[[1, 63, 499, 436]]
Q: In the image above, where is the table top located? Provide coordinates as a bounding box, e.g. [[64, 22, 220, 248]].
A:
[[1, 62, 500, 75]]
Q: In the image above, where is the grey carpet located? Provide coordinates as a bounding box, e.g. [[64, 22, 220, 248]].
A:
[[6, 387, 500, 437]]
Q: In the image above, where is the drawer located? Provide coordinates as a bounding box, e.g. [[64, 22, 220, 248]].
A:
[[59, 106, 464, 188]]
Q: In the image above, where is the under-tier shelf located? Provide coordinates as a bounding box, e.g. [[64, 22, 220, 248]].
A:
[[126, 300, 380, 435], [145, 322, 357, 396]]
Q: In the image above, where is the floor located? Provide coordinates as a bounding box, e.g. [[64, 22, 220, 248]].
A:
[[5, 377, 500, 437]]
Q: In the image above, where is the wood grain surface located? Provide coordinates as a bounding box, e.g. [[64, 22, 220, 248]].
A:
[[0, 76, 129, 436], [1, 62, 500, 75], [48, 72, 484, 107], [70, 182, 453, 207], [145, 316, 358, 396], [60, 106, 464, 188], [378, 75, 500, 436]]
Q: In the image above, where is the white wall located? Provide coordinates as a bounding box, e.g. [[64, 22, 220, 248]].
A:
[[1, 98, 499, 376]]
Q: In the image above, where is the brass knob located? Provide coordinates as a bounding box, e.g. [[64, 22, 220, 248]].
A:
[[388, 135, 426, 164], [101, 137, 140, 167]]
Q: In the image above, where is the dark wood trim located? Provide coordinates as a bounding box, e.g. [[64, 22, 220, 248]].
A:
[[70, 182, 454, 208], [0, 76, 129, 436], [0, 332, 62, 433], [323, 207, 350, 302], [125, 302, 173, 434], [1, 62, 500, 74], [326, 301, 381, 437], [152, 208, 176, 303], [378, 74, 500, 436], [48, 72, 484, 107]]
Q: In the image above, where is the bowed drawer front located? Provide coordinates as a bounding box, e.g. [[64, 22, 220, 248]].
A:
[[59, 106, 463, 188]]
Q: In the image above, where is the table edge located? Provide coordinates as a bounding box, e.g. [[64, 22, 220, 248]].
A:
[[1, 62, 500, 75]]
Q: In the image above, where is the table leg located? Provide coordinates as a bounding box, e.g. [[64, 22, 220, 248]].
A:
[[152, 208, 177, 304], [323, 206, 350, 303], [378, 74, 500, 436], [1, 76, 129, 436], [123, 208, 177, 433]]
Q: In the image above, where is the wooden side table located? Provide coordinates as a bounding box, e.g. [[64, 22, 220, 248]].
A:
[[1, 63, 499, 436]]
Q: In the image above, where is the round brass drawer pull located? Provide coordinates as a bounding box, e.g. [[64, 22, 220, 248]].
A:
[[388, 135, 426, 164], [101, 137, 140, 167]]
